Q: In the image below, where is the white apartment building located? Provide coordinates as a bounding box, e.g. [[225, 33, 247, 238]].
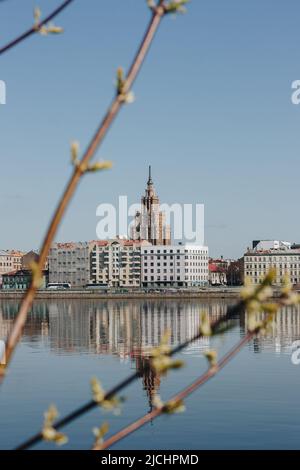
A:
[[141, 244, 209, 288], [91, 239, 151, 288], [244, 247, 300, 285], [48, 242, 94, 288]]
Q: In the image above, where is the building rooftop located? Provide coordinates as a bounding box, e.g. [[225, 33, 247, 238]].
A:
[[209, 263, 226, 273], [93, 239, 151, 247], [3, 269, 31, 277], [245, 249, 300, 255]]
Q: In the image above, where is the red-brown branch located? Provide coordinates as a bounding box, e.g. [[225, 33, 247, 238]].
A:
[[15, 301, 245, 450], [1, 1, 166, 379]]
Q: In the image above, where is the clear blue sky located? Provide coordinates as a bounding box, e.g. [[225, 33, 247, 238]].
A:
[[0, 0, 300, 258]]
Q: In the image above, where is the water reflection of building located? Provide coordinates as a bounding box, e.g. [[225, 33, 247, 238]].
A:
[[46, 300, 228, 356], [0, 299, 228, 406], [0, 301, 49, 340], [2, 300, 300, 359], [244, 305, 300, 354], [2, 300, 300, 402]]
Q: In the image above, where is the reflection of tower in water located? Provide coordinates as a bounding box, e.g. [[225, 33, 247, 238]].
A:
[[135, 355, 161, 412]]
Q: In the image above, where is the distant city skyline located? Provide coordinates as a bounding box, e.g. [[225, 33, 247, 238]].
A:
[[1, 0, 300, 258]]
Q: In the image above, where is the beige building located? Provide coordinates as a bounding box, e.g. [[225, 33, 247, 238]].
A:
[[10, 250, 24, 270], [131, 167, 171, 246], [49, 239, 151, 288], [244, 241, 300, 285], [0, 250, 13, 285], [48, 242, 95, 288], [0, 250, 24, 285], [91, 239, 151, 288]]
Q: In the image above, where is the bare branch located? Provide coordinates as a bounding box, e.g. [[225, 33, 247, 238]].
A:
[[15, 301, 244, 450], [1, 3, 167, 380], [0, 0, 75, 55], [97, 332, 254, 450]]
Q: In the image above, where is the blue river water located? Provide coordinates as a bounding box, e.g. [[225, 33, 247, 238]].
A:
[[0, 298, 300, 450]]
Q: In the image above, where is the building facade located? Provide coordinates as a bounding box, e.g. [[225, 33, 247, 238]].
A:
[[10, 250, 24, 271], [244, 241, 300, 285], [0, 251, 13, 285], [208, 257, 243, 286], [0, 250, 24, 285], [141, 244, 209, 288], [208, 259, 227, 285], [48, 242, 94, 288], [2, 269, 48, 290], [131, 167, 171, 246], [91, 239, 151, 288], [227, 258, 244, 286]]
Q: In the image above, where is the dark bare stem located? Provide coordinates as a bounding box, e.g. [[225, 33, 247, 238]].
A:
[[0, 0, 75, 56], [98, 332, 253, 450], [1, 3, 166, 378]]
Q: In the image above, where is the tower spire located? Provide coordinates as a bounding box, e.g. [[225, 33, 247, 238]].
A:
[[147, 165, 153, 185]]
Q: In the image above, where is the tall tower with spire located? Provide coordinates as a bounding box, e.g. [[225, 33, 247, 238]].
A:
[[131, 167, 171, 245]]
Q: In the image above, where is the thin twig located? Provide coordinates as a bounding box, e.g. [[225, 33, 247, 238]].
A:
[[1, 2, 165, 378], [15, 301, 244, 450], [97, 292, 296, 450], [3, 2, 166, 373], [97, 332, 253, 450], [0, 0, 75, 55]]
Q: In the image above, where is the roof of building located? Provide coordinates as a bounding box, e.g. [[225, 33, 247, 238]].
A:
[[3, 269, 48, 278], [0, 249, 25, 257], [23, 250, 39, 257], [10, 250, 25, 257], [93, 239, 151, 247], [209, 263, 226, 273], [2, 269, 31, 277], [52, 242, 89, 249], [245, 249, 300, 256], [51, 239, 152, 250]]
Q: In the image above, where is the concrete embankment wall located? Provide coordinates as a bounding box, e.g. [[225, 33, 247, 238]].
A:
[[1, 288, 295, 301], [0, 289, 242, 300]]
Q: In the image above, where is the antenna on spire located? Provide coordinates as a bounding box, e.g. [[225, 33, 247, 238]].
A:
[[148, 165, 153, 185]]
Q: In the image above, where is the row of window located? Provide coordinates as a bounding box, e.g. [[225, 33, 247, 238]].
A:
[[251, 278, 299, 284], [94, 247, 139, 252], [143, 254, 207, 260], [246, 256, 300, 262], [144, 275, 207, 281], [143, 249, 207, 254], [245, 264, 300, 269], [144, 262, 179, 267], [246, 271, 299, 278]]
